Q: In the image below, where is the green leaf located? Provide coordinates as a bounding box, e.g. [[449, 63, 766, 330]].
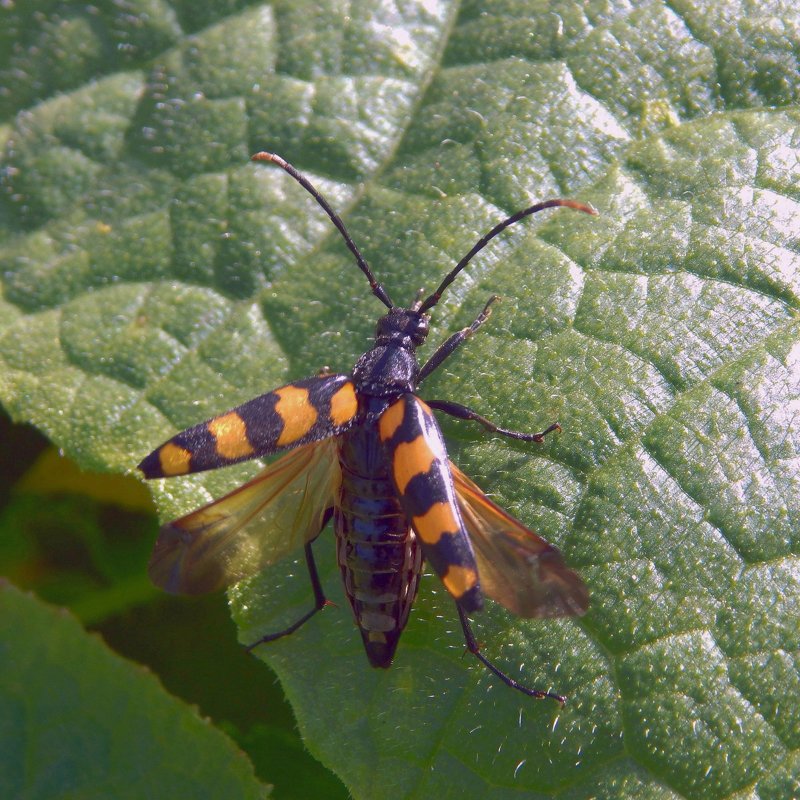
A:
[[1, 1, 798, 799], [0, 581, 267, 799]]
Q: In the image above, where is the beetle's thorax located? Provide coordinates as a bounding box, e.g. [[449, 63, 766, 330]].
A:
[[352, 307, 429, 397]]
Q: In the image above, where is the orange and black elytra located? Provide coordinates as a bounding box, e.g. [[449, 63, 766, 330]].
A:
[[139, 152, 594, 703]]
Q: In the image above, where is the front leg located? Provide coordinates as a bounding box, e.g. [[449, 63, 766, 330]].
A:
[[427, 399, 560, 443], [418, 295, 499, 383]]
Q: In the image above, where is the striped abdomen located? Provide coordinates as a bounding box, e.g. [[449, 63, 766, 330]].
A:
[[335, 409, 423, 668]]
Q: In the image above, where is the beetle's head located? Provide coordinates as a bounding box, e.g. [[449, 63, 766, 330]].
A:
[[375, 307, 429, 347]]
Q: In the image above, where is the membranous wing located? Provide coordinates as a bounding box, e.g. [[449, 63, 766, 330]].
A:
[[450, 462, 588, 618], [149, 440, 341, 595]]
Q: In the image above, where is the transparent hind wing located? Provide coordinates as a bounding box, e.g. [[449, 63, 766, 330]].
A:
[[149, 440, 341, 595], [450, 462, 588, 618]]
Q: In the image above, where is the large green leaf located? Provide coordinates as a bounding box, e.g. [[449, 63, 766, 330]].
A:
[[1, 1, 798, 798]]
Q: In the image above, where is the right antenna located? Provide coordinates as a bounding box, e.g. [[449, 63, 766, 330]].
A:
[[418, 198, 597, 313]]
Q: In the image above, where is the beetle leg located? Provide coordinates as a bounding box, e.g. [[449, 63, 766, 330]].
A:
[[246, 509, 333, 651], [456, 605, 566, 704], [427, 399, 560, 443], [418, 295, 498, 382]]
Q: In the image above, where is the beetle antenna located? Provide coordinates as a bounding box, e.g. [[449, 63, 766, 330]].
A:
[[252, 152, 394, 309], [418, 198, 597, 312]]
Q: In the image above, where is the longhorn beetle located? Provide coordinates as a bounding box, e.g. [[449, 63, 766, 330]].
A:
[[139, 152, 593, 703]]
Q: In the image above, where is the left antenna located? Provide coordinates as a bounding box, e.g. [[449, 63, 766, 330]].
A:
[[251, 152, 394, 309]]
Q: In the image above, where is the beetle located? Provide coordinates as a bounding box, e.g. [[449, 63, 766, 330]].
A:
[[139, 152, 592, 702]]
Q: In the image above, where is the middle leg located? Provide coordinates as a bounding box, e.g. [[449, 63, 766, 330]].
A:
[[427, 399, 560, 443]]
